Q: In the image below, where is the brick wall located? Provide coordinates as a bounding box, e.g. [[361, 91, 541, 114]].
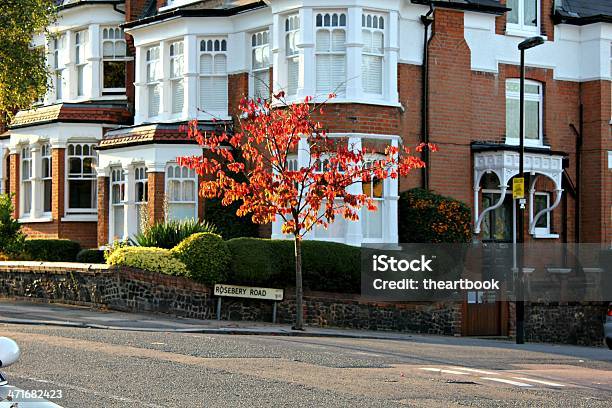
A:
[[147, 171, 166, 224], [97, 176, 109, 246]]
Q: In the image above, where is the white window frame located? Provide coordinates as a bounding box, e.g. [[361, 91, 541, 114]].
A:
[[41, 144, 52, 215], [66, 143, 97, 215], [251, 30, 271, 100], [285, 14, 300, 96], [20, 147, 33, 217], [146, 45, 161, 119], [506, 0, 540, 36], [110, 167, 126, 240], [165, 164, 197, 221], [75, 31, 87, 97], [505, 79, 544, 147], [198, 38, 228, 117], [361, 12, 385, 96], [53, 36, 64, 101], [134, 166, 148, 233], [361, 155, 385, 241], [101, 26, 128, 94], [315, 11, 347, 96], [533, 191, 551, 237], [170, 40, 185, 114]]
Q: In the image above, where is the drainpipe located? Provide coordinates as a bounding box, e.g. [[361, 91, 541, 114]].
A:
[[569, 104, 583, 243], [420, 5, 434, 190]]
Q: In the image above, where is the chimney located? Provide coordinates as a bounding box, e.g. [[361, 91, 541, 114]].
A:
[[125, 0, 151, 22]]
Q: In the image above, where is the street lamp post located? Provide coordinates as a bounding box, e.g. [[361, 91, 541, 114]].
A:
[[516, 36, 544, 345]]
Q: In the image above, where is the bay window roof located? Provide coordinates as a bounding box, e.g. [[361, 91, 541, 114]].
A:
[[554, 0, 612, 25]]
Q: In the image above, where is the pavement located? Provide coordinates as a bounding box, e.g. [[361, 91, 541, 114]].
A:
[[0, 300, 417, 340]]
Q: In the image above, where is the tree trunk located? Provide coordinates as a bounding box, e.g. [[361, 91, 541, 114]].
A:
[[293, 237, 304, 330]]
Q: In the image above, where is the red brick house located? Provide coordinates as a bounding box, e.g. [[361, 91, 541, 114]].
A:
[[1, 0, 610, 251]]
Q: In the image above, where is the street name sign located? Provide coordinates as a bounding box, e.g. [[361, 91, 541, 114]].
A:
[[214, 284, 284, 301]]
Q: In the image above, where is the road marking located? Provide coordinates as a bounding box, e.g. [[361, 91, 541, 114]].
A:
[[447, 367, 497, 375], [512, 377, 565, 387], [419, 368, 469, 375], [480, 377, 533, 387]]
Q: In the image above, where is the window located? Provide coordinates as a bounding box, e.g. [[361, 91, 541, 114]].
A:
[[534, 192, 550, 236], [166, 164, 197, 221], [285, 15, 300, 96], [315, 12, 347, 96], [362, 158, 384, 239], [21, 147, 32, 217], [75, 31, 86, 97], [480, 174, 513, 242], [170, 41, 185, 114], [505, 79, 543, 145], [146, 46, 161, 118], [42, 144, 52, 214], [67, 143, 97, 213], [53, 37, 64, 101], [110, 168, 125, 239], [286, 155, 298, 171], [102, 27, 127, 92], [507, 0, 539, 34], [251, 30, 270, 100], [135, 166, 148, 233], [362, 13, 384, 95], [199, 39, 228, 114]]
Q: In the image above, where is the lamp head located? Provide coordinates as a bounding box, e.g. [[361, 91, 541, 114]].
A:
[[518, 36, 545, 51]]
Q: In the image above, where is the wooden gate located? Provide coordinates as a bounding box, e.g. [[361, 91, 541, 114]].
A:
[[464, 291, 502, 336]]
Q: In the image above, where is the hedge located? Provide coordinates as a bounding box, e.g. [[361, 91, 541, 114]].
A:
[[106, 246, 189, 276], [76, 249, 106, 264], [225, 238, 361, 293], [23, 239, 81, 262], [399, 188, 472, 243], [171, 232, 230, 285]]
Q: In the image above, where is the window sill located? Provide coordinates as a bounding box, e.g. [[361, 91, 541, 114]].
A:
[[275, 96, 401, 109], [534, 233, 559, 239], [61, 214, 97, 222], [18, 216, 53, 224], [505, 28, 547, 41]]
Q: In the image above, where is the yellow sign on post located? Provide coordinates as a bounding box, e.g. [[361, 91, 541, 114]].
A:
[[513, 177, 525, 199]]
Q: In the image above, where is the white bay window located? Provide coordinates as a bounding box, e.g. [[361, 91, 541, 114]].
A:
[[285, 15, 300, 96], [170, 41, 185, 114], [199, 39, 228, 116], [135, 166, 148, 233], [67, 143, 97, 214], [166, 164, 197, 221], [21, 147, 32, 217], [102, 27, 127, 93], [110, 167, 126, 239], [53, 36, 64, 101], [146, 45, 161, 118], [315, 12, 347, 96], [42, 144, 52, 214], [251, 30, 271, 100], [362, 13, 385, 95], [75, 31, 87, 97]]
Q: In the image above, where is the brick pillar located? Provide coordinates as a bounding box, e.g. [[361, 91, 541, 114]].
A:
[[147, 171, 165, 225], [97, 176, 109, 246], [8, 153, 19, 219], [51, 148, 65, 221]]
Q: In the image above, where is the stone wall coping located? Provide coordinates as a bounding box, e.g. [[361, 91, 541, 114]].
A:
[[0, 261, 113, 275]]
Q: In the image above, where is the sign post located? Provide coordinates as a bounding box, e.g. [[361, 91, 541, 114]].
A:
[[214, 284, 284, 323]]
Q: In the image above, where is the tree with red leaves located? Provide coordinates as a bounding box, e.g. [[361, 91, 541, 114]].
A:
[[179, 93, 435, 330]]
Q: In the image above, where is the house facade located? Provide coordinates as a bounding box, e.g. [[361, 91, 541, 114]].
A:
[[1, 0, 610, 250]]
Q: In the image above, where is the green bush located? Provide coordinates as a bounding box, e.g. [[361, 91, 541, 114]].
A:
[[399, 188, 472, 243], [225, 238, 361, 293], [0, 193, 25, 256], [171, 232, 230, 284], [204, 199, 259, 239], [76, 249, 105, 264], [106, 246, 189, 276], [134, 219, 217, 249], [23, 239, 81, 262]]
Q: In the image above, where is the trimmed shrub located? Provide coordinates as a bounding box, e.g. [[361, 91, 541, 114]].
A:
[[399, 188, 472, 243], [204, 199, 259, 239], [23, 239, 81, 262], [106, 246, 189, 276], [225, 238, 361, 293], [171, 232, 230, 285], [134, 219, 217, 249], [0, 193, 25, 256], [76, 249, 106, 264]]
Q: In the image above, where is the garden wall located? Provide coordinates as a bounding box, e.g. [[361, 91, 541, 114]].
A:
[[0, 262, 607, 344]]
